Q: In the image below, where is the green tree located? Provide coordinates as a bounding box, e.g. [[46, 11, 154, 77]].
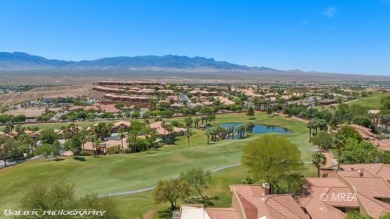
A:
[[312, 152, 327, 177], [342, 139, 381, 164], [119, 128, 125, 152], [353, 116, 372, 128], [184, 116, 193, 128], [115, 102, 125, 110], [35, 144, 52, 159], [65, 134, 83, 156], [186, 128, 192, 148], [21, 183, 120, 219], [0, 136, 22, 167], [380, 213, 390, 219], [346, 211, 373, 219], [334, 137, 346, 171], [307, 121, 315, 142], [246, 121, 256, 133], [335, 125, 364, 169], [52, 140, 61, 159], [242, 135, 302, 193], [180, 168, 211, 201], [336, 126, 363, 143], [40, 129, 58, 145], [246, 106, 255, 119], [381, 152, 390, 164], [153, 179, 190, 211], [131, 111, 140, 119], [311, 131, 333, 151]]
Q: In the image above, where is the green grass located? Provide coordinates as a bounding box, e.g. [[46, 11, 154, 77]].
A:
[[0, 112, 314, 218], [113, 164, 317, 219], [22, 120, 98, 129], [346, 92, 389, 109], [316, 92, 389, 111]]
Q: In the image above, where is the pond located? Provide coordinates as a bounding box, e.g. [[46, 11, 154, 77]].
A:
[[219, 123, 292, 135]]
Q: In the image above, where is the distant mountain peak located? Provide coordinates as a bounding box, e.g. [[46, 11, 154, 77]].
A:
[[0, 52, 273, 70]]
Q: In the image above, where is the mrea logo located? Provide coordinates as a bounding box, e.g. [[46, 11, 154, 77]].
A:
[[320, 192, 357, 202]]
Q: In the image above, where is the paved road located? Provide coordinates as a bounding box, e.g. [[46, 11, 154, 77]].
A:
[[0, 160, 16, 168], [0, 155, 43, 168], [98, 163, 240, 197]]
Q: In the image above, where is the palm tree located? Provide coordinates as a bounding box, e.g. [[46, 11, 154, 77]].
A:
[[186, 128, 191, 148], [184, 116, 193, 128], [205, 129, 211, 144], [307, 121, 314, 142], [229, 126, 235, 139], [92, 134, 100, 157], [246, 121, 255, 133], [194, 118, 200, 128], [119, 128, 125, 152], [236, 125, 246, 139], [165, 124, 174, 144], [312, 152, 327, 178], [127, 131, 137, 153], [334, 137, 346, 171], [161, 121, 167, 142], [79, 130, 87, 151], [200, 116, 206, 125]]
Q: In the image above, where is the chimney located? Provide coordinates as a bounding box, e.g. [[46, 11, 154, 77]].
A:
[[302, 184, 309, 195], [262, 182, 270, 195], [358, 169, 364, 177]]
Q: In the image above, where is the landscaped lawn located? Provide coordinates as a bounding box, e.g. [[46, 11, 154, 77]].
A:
[[0, 112, 314, 218], [346, 92, 389, 109], [113, 163, 317, 219], [317, 91, 389, 111]]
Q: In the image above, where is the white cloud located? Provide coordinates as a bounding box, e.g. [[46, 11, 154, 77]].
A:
[[323, 7, 336, 17]]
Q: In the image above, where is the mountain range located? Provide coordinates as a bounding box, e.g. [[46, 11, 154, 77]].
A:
[[0, 52, 273, 70], [1, 52, 389, 85]]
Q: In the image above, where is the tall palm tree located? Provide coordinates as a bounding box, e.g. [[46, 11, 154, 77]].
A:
[[246, 121, 255, 133], [194, 118, 200, 128], [184, 116, 193, 128], [92, 134, 100, 157], [119, 128, 125, 152], [334, 137, 346, 171], [307, 121, 314, 142], [165, 124, 174, 144], [205, 129, 211, 144], [79, 130, 87, 151], [186, 128, 191, 148], [312, 152, 327, 178], [161, 121, 167, 143]]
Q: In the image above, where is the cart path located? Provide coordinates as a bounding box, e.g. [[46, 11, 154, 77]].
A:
[[98, 163, 240, 197]]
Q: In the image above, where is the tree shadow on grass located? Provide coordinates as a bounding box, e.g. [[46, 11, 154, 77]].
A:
[[50, 158, 65, 162], [157, 208, 172, 219], [147, 150, 158, 154], [73, 156, 86, 162], [184, 197, 215, 207]]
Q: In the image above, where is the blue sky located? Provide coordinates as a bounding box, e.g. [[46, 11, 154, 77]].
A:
[[1, 0, 390, 75]]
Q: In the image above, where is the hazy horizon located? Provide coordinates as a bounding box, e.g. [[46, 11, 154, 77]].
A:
[[1, 0, 390, 76]]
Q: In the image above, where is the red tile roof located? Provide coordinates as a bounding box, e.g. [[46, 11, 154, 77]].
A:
[[341, 163, 390, 182], [298, 178, 357, 219], [205, 208, 240, 219], [339, 170, 390, 218], [230, 185, 308, 219]]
